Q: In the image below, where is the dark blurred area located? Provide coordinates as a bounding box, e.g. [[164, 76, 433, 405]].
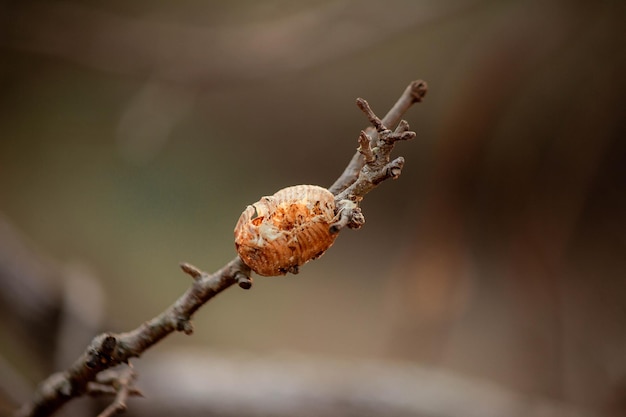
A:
[[1, 0, 624, 416]]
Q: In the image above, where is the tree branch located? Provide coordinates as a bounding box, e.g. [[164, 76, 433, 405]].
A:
[[92, 367, 140, 417], [328, 80, 427, 195], [86, 368, 142, 399], [13, 80, 427, 417], [14, 258, 250, 417]]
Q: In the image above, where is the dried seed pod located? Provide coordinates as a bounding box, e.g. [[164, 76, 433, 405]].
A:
[[234, 185, 338, 276]]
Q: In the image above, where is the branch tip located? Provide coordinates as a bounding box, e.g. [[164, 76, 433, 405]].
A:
[[94, 367, 138, 417], [356, 98, 385, 131], [409, 80, 428, 103], [395, 119, 410, 133], [357, 131, 375, 163], [400, 131, 416, 141], [180, 262, 203, 280]]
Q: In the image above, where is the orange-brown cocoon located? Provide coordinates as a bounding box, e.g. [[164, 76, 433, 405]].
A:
[[234, 185, 337, 276]]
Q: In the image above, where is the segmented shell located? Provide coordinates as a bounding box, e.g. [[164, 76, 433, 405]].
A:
[[234, 185, 337, 276]]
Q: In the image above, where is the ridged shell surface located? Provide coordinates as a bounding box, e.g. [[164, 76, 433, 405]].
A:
[[234, 185, 337, 276]]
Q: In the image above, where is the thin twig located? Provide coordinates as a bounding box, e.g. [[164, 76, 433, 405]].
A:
[[86, 368, 143, 400], [180, 262, 203, 280], [357, 131, 375, 164], [95, 366, 138, 417], [328, 80, 427, 195], [86, 383, 142, 398], [356, 98, 385, 131], [14, 257, 250, 417], [14, 80, 427, 417]]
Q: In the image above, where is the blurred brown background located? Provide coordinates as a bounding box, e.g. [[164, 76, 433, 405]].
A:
[[1, 0, 624, 416]]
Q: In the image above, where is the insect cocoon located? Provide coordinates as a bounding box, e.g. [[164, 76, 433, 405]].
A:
[[234, 185, 337, 276]]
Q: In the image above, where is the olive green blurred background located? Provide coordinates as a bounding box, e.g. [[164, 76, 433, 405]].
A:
[[1, 0, 624, 415]]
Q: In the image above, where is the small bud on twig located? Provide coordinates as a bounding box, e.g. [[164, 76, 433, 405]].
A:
[[180, 262, 203, 280]]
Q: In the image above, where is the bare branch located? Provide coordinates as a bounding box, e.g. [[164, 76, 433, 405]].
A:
[[94, 366, 138, 417], [13, 80, 427, 417], [334, 95, 416, 203], [14, 258, 250, 417], [382, 80, 428, 126], [328, 80, 427, 195], [356, 98, 385, 131], [86, 368, 144, 400]]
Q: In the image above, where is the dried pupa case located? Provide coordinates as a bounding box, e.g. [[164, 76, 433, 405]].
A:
[[234, 185, 338, 276]]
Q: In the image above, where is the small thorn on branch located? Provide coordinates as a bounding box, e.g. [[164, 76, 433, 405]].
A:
[[395, 120, 410, 133], [180, 262, 203, 280], [95, 366, 139, 417], [357, 131, 375, 164], [356, 98, 385, 132], [176, 319, 194, 335], [381, 130, 416, 144]]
